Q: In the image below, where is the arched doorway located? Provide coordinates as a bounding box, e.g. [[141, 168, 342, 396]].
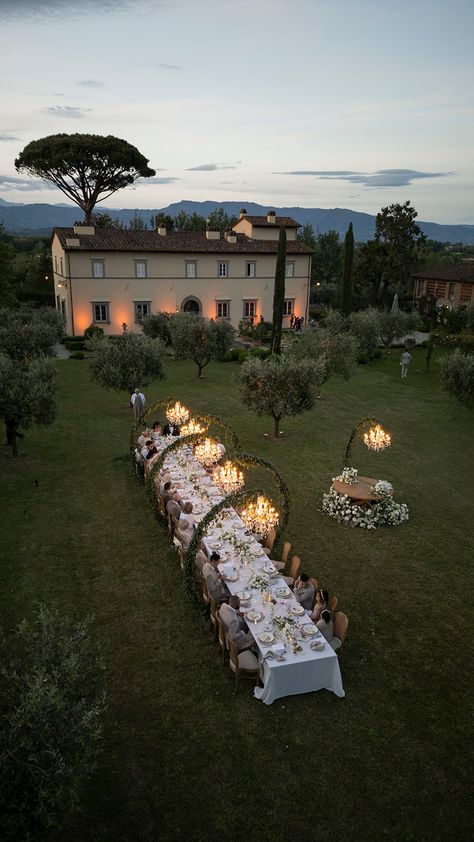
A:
[[181, 296, 202, 314]]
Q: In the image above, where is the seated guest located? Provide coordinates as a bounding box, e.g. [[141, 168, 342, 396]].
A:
[[195, 547, 208, 572], [137, 429, 150, 448], [179, 501, 195, 529], [220, 596, 255, 652], [150, 420, 162, 440], [166, 491, 182, 522], [144, 441, 158, 461], [159, 473, 172, 495], [161, 480, 174, 504], [162, 421, 180, 437], [175, 518, 193, 549], [316, 609, 334, 642], [310, 588, 328, 622], [141, 439, 154, 459], [202, 552, 228, 604], [293, 573, 314, 611]]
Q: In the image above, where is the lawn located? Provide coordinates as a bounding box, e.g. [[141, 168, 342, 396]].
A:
[[0, 348, 472, 842]]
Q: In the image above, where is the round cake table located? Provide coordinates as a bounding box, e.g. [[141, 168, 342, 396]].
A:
[[332, 476, 393, 505]]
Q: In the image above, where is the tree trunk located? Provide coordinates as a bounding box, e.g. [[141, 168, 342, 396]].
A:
[[198, 362, 204, 379], [7, 422, 18, 457], [273, 416, 281, 437]]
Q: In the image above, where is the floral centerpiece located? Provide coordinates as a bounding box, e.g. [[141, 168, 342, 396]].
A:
[[371, 480, 393, 497], [248, 572, 268, 590], [335, 467, 359, 485], [321, 482, 409, 529], [272, 614, 302, 653]]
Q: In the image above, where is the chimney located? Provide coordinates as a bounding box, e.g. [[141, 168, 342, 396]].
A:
[[225, 231, 237, 244], [267, 210, 276, 223], [73, 225, 95, 235], [157, 225, 167, 236], [206, 230, 220, 240], [239, 208, 247, 219]]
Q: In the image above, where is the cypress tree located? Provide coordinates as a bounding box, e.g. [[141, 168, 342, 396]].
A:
[[342, 221, 354, 315], [270, 226, 287, 355]]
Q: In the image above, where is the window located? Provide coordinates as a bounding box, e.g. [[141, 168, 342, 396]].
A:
[[92, 302, 110, 323], [448, 283, 456, 301], [283, 299, 294, 316], [134, 301, 151, 321], [285, 261, 295, 277], [243, 300, 256, 319], [59, 257, 64, 275], [56, 294, 60, 310], [134, 260, 147, 278], [245, 261, 256, 278], [54, 255, 58, 272], [60, 299, 66, 317], [185, 261, 197, 278], [92, 259, 105, 278], [218, 261, 228, 278], [216, 301, 230, 319]]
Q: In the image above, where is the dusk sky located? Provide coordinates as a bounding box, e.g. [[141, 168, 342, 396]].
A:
[[0, 0, 473, 223]]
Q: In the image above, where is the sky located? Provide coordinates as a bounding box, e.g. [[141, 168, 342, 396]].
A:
[[0, 0, 473, 224]]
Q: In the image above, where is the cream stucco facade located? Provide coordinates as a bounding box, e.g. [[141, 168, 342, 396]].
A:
[[51, 214, 312, 336]]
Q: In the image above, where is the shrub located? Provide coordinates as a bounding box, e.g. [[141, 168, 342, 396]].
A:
[[69, 351, 85, 360], [84, 324, 104, 340], [348, 308, 380, 359], [248, 346, 271, 360], [440, 350, 474, 403], [65, 339, 85, 351], [141, 312, 172, 345]]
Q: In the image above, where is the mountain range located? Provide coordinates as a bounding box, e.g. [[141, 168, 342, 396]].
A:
[[1, 197, 473, 244]]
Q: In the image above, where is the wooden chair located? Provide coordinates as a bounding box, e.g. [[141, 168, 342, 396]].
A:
[[216, 610, 228, 664], [328, 595, 338, 617], [271, 540, 291, 572], [330, 611, 348, 653], [209, 596, 219, 640], [263, 528, 276, 554], [228, 637, 260, 689], [157, 493, 166, 520], [200, 573, 210, 606], [177, 545, 185, 574], [282, 555, 301, 587]]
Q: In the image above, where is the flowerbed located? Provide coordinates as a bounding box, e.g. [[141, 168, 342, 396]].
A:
[[322, 485, 409, 529]]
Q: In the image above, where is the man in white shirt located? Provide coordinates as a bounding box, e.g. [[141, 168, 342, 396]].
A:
[[131, 388, 145, 419], [219, 595, 255, 651], [400, 350, 412, 379], [166, 491, 182, 522], [202, 553, 228, 604]]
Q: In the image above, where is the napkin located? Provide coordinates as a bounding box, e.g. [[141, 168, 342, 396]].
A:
[[271, 643, 286, 656], [220, 562, 235, 576]]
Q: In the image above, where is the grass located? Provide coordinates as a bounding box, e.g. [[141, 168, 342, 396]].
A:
[[0, 348, 473, 842]]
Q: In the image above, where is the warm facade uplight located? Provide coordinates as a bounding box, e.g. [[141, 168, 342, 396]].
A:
[[363, 424, 392, 452], [212, 460, 244, 494], [240, 495, 279, 537], [166, 401, 190, 426]]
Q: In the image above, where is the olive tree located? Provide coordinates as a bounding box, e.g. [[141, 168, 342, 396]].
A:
[[87, 333, 165, 395], [239, 355, 320, 437], [0, 604, 106, 840], [141, 311, 172, 345], [378, 310, 418, 352], [440, 350, 474, 403], [348, 308, 380, 360], [15, 133, 155, 224], [0, 307, 64, 360], [169, 313, 235, 378], [290, 328, 358, 396], [0, 354, 58, 456]]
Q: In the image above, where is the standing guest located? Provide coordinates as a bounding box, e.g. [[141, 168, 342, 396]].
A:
[[219, 596, 255, 651], [310, 589, 329, 622], [400, 349, 412, 379], [293, 573, 315, 611], [131, 388, 145, 420], [316, 609, 334, 642], [290, 314, 295, 329], [166, 491, 182, 522], [150, 421, 162, 440], [202, 552, 228, 604], [163, 420, 180, 436]]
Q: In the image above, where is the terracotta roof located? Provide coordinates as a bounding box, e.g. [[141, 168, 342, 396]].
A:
[[52, 227, 313, 254], [233, 215, 300, 228], [411, 264, 474, 283]]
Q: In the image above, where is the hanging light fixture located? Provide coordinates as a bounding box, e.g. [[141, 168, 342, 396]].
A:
[[180, 418, 207, 436], [240, 495, 279, 537], [166, 401, 190, 426], [194, 438, 222, 466], [363, 424, 391, 452], [212, 460, 244, 494]]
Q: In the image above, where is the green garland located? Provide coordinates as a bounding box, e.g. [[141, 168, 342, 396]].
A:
[[129, 395, 179, 453], [145, 432, 206, 518], [184, 487, 266, 608]]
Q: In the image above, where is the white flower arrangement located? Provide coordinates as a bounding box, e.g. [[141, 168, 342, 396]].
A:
[[334, 467, 359, 485], [248, 572, 268, 590], [272, 614, 302, 653], [321, 486, 409, 529], [371, 480, 393, 497]]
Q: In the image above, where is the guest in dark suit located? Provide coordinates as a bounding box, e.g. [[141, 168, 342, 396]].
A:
[[163, 422, 180, 436]]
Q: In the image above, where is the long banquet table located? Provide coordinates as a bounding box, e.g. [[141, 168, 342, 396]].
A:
[[147, 437, 345, 704]]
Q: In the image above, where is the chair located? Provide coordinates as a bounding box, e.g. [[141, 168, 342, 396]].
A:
[[200, 573, 210, 606], [282, 555, 301, 587], [209, 596, 219, 640], [228, 637, 260, 689], [330, 611, 348, 652], [271, 540, 291, 572], [177, 544, 185, 573], [216, 610, 228, 664], [328, 595, 338, 617], [157, 493, 166, 520], [263, 528, 276, 554]]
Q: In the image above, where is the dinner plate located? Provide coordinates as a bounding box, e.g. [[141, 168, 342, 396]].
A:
[[289, 605, 305, 616], [276, 587, 291, 598], [237, 590, 251, 601], [258, 632, 276, 645], [311, 641, 325, 651], [245, 610, 263, 623], [263, 564, 276, 574], [224, 571, 239, 582], [210, 542, 221, 549], [301, 624, 318, 637]]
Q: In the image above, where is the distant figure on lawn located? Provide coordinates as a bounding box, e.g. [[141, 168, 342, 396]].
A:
[[400, 351, 412, 379], [131, 388, 145, 419]]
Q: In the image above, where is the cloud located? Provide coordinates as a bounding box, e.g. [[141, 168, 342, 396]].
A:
[[0, 175, 58, 192], [277, 168, 453, 188], [0, 134, 20, 142], [0, 1, 165, 21], [42, 105, 92, 118], [141, 177, 180, 184], [78, 79, 105, 88], [156, 62, 184, 71], [187, 162, 241, 172]]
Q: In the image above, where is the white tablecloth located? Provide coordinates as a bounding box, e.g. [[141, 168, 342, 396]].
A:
[[149, 436, 345, 704]]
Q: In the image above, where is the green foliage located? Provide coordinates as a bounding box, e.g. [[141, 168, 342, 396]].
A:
[[342, 222, 354, 315], [84, 323, 104, 340], [0, 354, 58, 455], [323, 308, 347, 335], [69, 350, 85, 360], [64, 339, 85, 351], [15, 133, 156, 224], [128, 212, 147, 230], [270, 226, 286, 355], [87, 333, 165, 394], [92, 212, 124, 229], [15, 249, 54, 308], [173, 210, 206, 232], [297, 222, 317, 250], [0, 225, 17, 306], [238, 354, 320, 436], [0, 604, 106, 840], [150, 213, 175, 232], [169, 313, 235, 378], [348, 308, 380, 360], [206, 207, 237, 233], [440, 350, 474, 403], [141, 311, 172, 345], [312, 229, 343, 285], [465, 303, 474, 331], [290, 328, 358, 393], [442, 305, 468, 334], [377, 310, 419, 351], [0, 307, 64, 361]]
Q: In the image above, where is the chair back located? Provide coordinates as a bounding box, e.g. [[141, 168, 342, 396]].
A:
[[265, 528, 276, 553], [310, 577, 318, 606], [227, 636, 239, 673], [281, 541, 291, 565], [289, 555, 301, 581], [328, 595, 338, 616], [178, 545, 185, 573], [216, 610, 228, 661], [200, 573, 210, 604], [333, 611, 348, 644]]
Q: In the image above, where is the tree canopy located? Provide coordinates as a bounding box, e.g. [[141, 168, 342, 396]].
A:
[[0, 354, 58, 456], [15, 134, 156, 224], [270, 226, 286, 355], [0, 307, 64, 361], [290, 328, 358, 395], [87, 333, 165, 395], [169, 313, 234, 378], [377, 310, 418, 352]]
